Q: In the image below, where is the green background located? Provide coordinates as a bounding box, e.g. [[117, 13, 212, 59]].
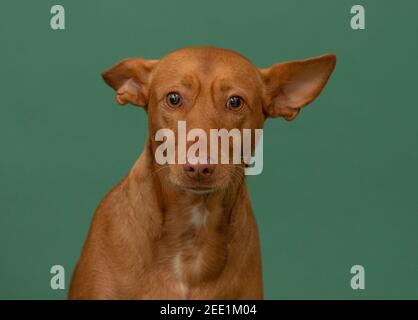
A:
[[1, 0, 417, 299]]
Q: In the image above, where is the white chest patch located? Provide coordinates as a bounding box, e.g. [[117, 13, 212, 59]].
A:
[[190, 204, 209, 228], [173, 254, 189, 299], [171, 203, 214, 297]]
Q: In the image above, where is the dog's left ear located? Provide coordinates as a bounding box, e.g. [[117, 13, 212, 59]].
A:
[[260, 54, 336, 121], [102, 58, 159, 107]]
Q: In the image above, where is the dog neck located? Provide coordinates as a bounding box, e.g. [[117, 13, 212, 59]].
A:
[[128, 140, 248, 288], [154, 169, 245, 289]]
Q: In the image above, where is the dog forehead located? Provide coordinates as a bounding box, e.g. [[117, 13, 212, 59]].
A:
[[152, 47, 261, 87]]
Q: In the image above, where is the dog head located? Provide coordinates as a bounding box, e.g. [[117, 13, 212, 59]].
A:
[[102, 47, 336, 194]]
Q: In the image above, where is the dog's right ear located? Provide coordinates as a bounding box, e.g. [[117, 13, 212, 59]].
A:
[[102, 58, 159, 107]]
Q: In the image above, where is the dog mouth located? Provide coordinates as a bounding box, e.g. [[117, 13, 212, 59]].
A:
[[171, 180, 221, 194], [181, 186, 218, 194], [169, 171, 231, 195]]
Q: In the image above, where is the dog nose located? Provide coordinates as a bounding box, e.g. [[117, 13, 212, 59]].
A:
[[183, 161, 215, 179]]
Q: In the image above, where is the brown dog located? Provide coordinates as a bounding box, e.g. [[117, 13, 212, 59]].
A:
[[68, 46, 336, 299]]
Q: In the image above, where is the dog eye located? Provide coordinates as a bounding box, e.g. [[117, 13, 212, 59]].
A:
[[226, 96, 243, 110], [166, 92, 182, 107]]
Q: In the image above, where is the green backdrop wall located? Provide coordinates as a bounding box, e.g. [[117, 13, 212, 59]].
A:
[[1, 0, 417, 299]]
